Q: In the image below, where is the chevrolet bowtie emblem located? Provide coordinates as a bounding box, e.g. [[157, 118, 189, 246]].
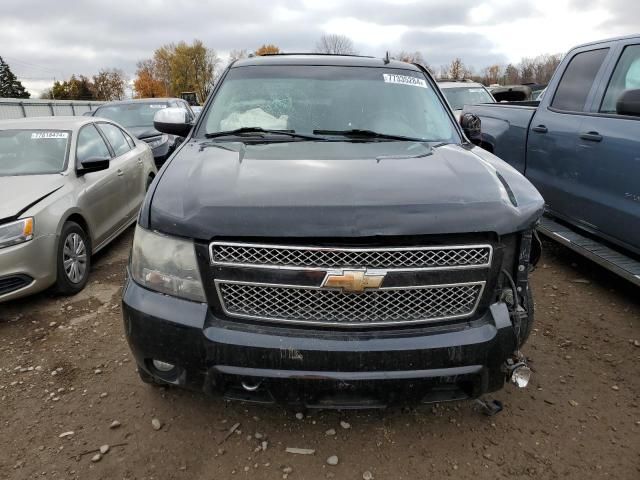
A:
[[322, 269, 386, 293]]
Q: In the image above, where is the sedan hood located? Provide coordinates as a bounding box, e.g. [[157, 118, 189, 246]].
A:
[[0, 175, 65, 221], [148, 140, 544, 239], [127, 126, 160, 140]]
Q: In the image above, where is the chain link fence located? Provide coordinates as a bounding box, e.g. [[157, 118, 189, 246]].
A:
[[0, 98, 104, 120]]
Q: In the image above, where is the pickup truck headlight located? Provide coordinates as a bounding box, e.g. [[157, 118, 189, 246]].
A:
[[130, 225, 206, 302], [0, 218, 34, 249], [144, 134, 169, 149]]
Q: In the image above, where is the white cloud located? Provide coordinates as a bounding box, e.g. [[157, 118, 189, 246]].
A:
[[322, 17, 409, 47], [447, 0, 618, 62], [0, 0, 633, 97]]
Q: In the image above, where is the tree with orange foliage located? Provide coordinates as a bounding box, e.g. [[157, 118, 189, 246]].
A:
[[254, 44, 280, 56], [133, 59, 166, 98]]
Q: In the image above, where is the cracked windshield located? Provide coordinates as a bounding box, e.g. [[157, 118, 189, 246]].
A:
[[202, 66, 455, 142]]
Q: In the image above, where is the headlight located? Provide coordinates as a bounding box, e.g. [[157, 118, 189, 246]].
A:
[[144, 134, 169, 149], [0, 218, 34, 249], [130, 225, 205, 302]]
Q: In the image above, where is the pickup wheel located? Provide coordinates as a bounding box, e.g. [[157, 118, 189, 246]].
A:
[[517, 284, 535, 347]]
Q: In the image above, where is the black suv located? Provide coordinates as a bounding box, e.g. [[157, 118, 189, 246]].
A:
[[122, 54, 544, 409]]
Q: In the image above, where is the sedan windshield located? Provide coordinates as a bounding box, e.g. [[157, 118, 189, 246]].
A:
[[94, 103, 169, 128], [199, 65, 457, 143], [0, 129, 69, 175], [442, 86, 494, 110]]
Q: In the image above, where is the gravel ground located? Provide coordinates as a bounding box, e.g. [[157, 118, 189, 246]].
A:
[[1, 227, 639, 480]]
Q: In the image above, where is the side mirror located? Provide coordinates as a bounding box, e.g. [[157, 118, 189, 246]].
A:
[[460, 113, 481, 142], [154, 107, 192, 137], [78, 156, 110, 175], [616, 89, 640, 117]]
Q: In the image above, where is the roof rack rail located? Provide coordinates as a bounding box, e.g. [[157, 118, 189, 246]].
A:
[[436, 78, 476, 83], [257, 52, 376, 59]]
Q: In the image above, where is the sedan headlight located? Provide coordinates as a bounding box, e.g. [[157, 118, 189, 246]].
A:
[[130, 225, 205, 302], [144, 134, 169, 149], [0, 218, 34, 249]]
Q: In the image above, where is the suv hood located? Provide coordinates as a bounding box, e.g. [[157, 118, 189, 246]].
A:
[[148, 140, 544, 239], [0, 175, 65, 221]]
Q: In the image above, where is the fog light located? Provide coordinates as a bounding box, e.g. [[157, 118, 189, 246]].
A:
[[152, 359, 175, 372], [511, 365, 531, 388]]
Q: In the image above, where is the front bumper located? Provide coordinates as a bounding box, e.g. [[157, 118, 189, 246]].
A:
[[0, 234, 57, 302], [122, 278, 519, 408]]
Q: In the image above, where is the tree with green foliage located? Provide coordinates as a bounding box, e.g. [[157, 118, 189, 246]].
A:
[[92, 68, 127, 101], [170, 40, 220, 102], [0, 56, 30, 98], [46, 75, 95, 100], [134, 39, 220, 103]]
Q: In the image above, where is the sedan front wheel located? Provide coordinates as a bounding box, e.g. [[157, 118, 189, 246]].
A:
[[55, 221, 91, 295]]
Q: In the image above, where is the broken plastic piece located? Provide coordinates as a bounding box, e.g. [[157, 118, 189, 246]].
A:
[[475, 398, 503, 416]]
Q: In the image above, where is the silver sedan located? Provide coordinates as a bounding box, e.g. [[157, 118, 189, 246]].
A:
[[0, 116, 157, 302]]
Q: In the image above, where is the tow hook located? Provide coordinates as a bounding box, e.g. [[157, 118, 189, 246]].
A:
[[504, 352, 531, 388]]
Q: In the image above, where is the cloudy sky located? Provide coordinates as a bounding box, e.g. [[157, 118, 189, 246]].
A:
[[1, 0, 636, 96]]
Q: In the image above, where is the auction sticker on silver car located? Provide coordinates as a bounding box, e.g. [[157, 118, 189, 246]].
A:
[[31, 132, 69, 139], [383, 74, 427, 88]]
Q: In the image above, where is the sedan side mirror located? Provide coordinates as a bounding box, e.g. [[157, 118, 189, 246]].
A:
[[460, 113, 481, 142], [616, 89, 640, 117], [78, 156, 110, 175], [154, 107, 192, 137]]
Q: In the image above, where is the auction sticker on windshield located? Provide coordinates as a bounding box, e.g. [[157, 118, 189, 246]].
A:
[[31, 132, 69, 139], [149, 105, 167, 109], [383, 74, 427, 88]]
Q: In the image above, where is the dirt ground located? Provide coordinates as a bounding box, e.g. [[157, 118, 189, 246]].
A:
[[1, 227, 638, 480]]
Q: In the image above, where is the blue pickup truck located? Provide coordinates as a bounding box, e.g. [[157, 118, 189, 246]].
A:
[[464, 35, 640, 285]]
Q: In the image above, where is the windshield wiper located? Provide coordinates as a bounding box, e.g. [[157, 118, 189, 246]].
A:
[[313, 129, 427, 142], [205, 127, 323, 141]]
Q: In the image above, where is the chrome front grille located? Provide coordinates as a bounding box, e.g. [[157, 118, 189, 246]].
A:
[[211, 240, 492, 327], [216, 281, 485, 327], [210, 242, 492, 270]]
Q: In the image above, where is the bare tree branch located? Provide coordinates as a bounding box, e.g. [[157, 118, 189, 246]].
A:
[[315, 34, 357, 55]]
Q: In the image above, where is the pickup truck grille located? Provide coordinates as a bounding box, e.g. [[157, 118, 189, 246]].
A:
[[216, 281, 484, 327], [210, 242, 492, 270]]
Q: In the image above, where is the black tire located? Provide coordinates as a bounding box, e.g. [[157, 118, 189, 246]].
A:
[[137, 367, 166, 387], [517, 284, 535, 347], [54, 221, 91, 295], [137, 367, 156, 384]]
